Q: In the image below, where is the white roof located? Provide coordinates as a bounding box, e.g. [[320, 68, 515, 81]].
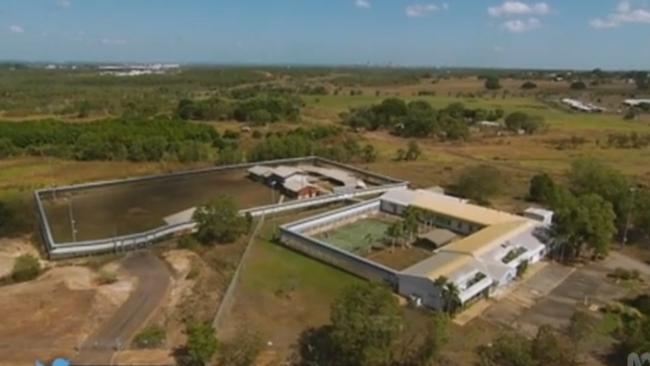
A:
[[248, 165, 274, 177], [271, 166, 303, 179], [283, 175, 315, 193], [381, 188, 467, 208], [524, 207, 554, 218], [624, 99, 650, 106]]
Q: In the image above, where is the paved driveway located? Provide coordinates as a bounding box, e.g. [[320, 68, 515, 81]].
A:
[[75, 251, 171, 364]]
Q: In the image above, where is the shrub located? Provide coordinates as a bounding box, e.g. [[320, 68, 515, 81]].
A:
[[454, 165, 506, 204], [11, 254, 41, 283], [218, 328, 263, 366], [609, 267, 641, 281], [133, 325, 166, 349], [178, 235, 200, 250], [187, 322, 219, 365], [186, 261, 201, 280], [570, 81, 587, 90], [521, 81, 538, 90], [96, 270, 118, 285], [484, 76, 502, 90]]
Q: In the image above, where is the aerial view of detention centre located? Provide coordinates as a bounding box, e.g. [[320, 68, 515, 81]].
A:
[[0, 1, 649, 366]]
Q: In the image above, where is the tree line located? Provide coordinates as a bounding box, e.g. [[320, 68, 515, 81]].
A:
[[0, 118, 223, 162], [341, 98, 545, 140], [176, 93, 302, 125]]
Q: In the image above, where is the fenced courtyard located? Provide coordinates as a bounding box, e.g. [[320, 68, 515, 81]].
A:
[[314, 217, 394, 255], [40, 168, 277, 243]]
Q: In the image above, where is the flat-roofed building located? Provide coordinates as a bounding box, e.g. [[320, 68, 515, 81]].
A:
[[280, 188, 552, 311]]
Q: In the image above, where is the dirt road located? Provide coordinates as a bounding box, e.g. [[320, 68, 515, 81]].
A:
[[75, 251, 171, 364]]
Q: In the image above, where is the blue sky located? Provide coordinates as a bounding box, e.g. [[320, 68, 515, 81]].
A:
[[1, 0, 649, 69]]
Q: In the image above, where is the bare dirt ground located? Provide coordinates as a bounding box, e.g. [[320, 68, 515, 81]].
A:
[[75, 251, 171, 365], [157, 249, 202, 349], [0, 262, 134, 365], [113, 350, 175, 365], [366, 246, 432, 270]]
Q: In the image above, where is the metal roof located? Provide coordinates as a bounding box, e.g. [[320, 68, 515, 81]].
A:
[[417, 228, 458, 247]]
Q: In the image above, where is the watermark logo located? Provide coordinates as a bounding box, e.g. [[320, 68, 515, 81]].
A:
[[629, 353, 650, 366], [35, 358, 70, 366]]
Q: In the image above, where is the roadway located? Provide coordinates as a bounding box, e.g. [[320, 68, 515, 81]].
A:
[[74, 251, 171, 365]]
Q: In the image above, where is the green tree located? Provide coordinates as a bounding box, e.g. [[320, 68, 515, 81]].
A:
[[528, 173, 556, 204], [386, 221, 406, 247], [218, 328, 263, 366], [552, 193, 616, 260], [0, 201, 9, 232], [133, 325, 166, 349], [193, 195, 249, 245], [405, 141, 422, 161], [635, 189, 650, 237], [622, 317, 650, 356], [329, 283, 402, 366], [521, 81, 538, 90], [531, 325, 577, 366], [409, 313, 450, 366], [0, 138, 16, 158], [478, 333, 536, 366], [455, 165, 505, 204], [11, 254, 41, 283], [505, 112, 545, 134], [361, 144, 377, 163], [434, 277, 462, 316], [570, 81, 587, 90], [484, 76, 502, 90], [186, 322, 218, 366], [569, 158, 633, 232]]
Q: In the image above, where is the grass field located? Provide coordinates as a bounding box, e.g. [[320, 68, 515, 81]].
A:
[[220, 206, 361, 358], [315, 217, 392, 254]]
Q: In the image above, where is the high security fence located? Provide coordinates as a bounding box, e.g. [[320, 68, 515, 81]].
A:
[[280, 199, 399, 288], [35, 156, 407, 259]]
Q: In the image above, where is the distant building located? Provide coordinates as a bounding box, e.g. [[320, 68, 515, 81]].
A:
[[561, 98, 605, 113], [623, 99, 650, 107]]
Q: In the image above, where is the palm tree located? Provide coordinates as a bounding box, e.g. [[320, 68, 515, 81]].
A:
[[444, 283, 462, 316], [435, 276, 462, 316]]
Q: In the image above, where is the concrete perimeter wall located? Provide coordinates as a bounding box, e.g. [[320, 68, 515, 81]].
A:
[[35, 156, 407, 259], [280, 200, 399, 288]]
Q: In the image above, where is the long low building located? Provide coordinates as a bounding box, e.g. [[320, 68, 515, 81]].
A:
[[280, 188, 553, 311]]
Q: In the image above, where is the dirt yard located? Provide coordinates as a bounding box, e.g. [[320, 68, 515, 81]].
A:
[[366, 246, 432, 270], [0, 263, 134, 365]]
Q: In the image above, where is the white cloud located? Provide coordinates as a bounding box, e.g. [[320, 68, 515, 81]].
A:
[[502, 17, 541, 32], [355, 0, 371, 9], [56, 0, 72, 8], [100, 38, 127, 45], [488, 1, 550, 17], [9, 25, 24, 34], [590, 1, 650, 29], [406, 3, 440, 18]]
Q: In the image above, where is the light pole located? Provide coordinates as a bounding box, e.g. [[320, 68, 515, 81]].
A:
[[622, 186, 637, 247], [67, 197, 78, 242], [270, 180, 277, 204]]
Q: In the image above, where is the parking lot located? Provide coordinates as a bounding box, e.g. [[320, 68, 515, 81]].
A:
[[481, 258, 634, 336]]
